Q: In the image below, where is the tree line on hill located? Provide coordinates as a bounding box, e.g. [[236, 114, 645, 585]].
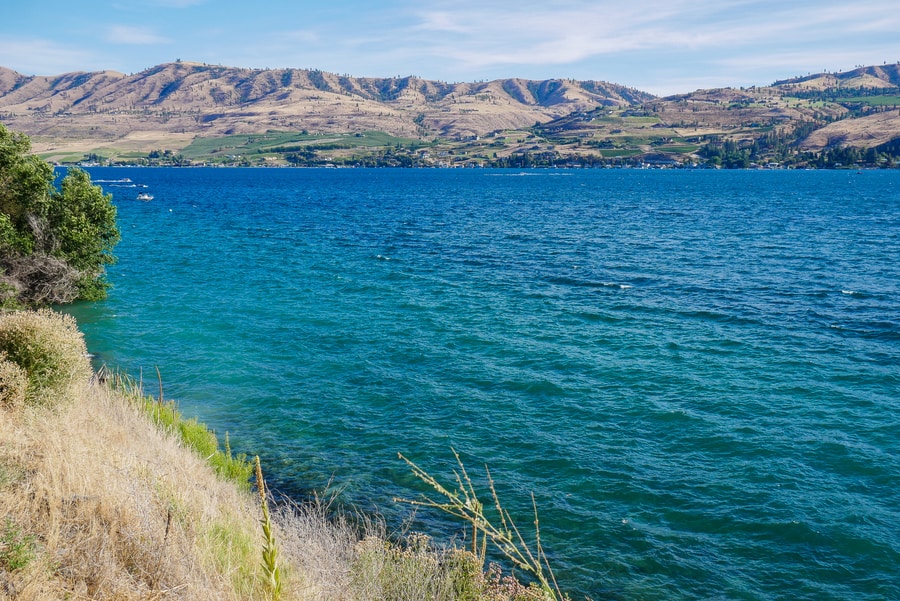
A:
[[699, 135, 898, 169]]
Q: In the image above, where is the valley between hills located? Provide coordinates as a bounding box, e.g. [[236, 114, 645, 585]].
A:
[[3, 61, 900, 168]]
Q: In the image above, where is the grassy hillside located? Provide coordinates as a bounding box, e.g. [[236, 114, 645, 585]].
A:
[[0, 62, 651, 156], [7, 62, 900, 168]]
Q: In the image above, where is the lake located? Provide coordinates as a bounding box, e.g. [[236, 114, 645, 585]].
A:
[[67, 167, 899, 600]]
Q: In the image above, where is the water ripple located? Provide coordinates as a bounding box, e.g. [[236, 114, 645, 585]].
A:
[[67, 168, 900, 601]]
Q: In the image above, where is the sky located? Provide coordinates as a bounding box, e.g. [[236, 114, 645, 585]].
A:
[[2, 0, 900, 96]]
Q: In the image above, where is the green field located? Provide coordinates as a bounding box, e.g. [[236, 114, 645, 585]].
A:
[[617, 136, 653, 145], [39, 151, 87, 163], [180, 130, 422, 160], [623, 116, 661, 124], [658, 144, 700, 154], [600, 148, 643, 158]]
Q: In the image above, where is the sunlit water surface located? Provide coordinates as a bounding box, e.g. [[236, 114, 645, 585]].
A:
[[67, 168, 899, 600]]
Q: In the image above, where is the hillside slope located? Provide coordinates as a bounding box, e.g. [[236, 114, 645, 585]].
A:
[[4, 61, 900, 167], [529, 63, 900, 166], [0, 61, 652, 153]]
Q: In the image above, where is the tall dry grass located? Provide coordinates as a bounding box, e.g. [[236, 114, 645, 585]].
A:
[[0, 379, 280, 600], [0, 383, 536, 600], [0, 309, 549, 600]]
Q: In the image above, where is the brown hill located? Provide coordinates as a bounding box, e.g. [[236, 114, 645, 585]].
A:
[[0, 62, 653, 154], [642, 63, 900, 145], [801, 110, 900, 151], [770, 64, 900, 151], [521, 64, 900, 168], [772, 63, 900, 90], [5, 61, 900, 165]]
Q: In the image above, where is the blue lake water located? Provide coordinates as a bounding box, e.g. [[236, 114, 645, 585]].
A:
[[67, 167, 899, 600]]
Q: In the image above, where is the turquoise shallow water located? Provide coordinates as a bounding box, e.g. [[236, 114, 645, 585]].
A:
[[67, 168, 899, 600]]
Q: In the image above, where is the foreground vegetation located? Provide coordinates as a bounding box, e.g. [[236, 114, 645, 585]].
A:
[[1, 124, 120, 307], [0, 308, 565, 600]]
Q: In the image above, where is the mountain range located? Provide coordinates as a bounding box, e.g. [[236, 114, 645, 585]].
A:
[[2, 61, 900, 167]]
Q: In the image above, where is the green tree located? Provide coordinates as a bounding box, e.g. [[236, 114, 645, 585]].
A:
[[0, 124, 120, 305], [0, 126, 54, 255], [45, 169, 120, 299]]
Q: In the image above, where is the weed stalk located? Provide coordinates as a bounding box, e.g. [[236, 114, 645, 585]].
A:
[[254, 456, 282, 601], [396, 449, 567, 601]]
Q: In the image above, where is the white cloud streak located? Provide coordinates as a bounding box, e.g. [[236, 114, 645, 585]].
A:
[[404, 0, 900, 71], [0, 37, 103, 75], [150, 0, 206, 7], [6, 0, 899, 92], [105, 25, 170, 45]]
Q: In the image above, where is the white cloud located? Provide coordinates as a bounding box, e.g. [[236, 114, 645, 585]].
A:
[[405, 0, 900, 70], [105, 25, 170, 45], [163, 0, 900, 93], [150, 0, 206, 7], [715, 48, 900, 79], [10, 0, 896, 91], [277, 30, 320, 44], [0, 37, 103, 75], [415, 11, 469, 34]]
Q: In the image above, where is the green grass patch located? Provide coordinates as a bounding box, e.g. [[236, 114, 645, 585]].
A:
[[623, 116, 661, 124], [107, 369, 253, 488], [116, 151, 152, 159], [90, 147, 128, 158], [600, 148, 643, 158], [1, 518, 37, 572], [658, 145, 700, 154], [180, 130, 422, 160], [179, 133, 304, 158], [206, 522, 259, 598], [38, 151, 87, 163], [618, 136, 653, 145], [150, 400, 253, 487], [782, 98, 831, 108], [350, 130, 422, 147]]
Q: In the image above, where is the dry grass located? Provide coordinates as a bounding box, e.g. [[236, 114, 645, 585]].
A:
[[0, 383, 537, 600], [0, 309, 545, 600], [0, 381, 278, 600], [275, 498, 504, 601]]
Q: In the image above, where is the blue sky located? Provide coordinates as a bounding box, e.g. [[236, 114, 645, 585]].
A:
[[2, 0, 899, 96]]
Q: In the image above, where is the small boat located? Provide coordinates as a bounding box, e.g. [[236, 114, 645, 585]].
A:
[[136, 192, 154, 201]]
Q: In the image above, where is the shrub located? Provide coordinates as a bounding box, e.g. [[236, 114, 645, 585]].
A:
[[0, 353, 27, 410], [0, 309, 91, 408], [351, 534, 486, 601], [1, 253, 81, 306]]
